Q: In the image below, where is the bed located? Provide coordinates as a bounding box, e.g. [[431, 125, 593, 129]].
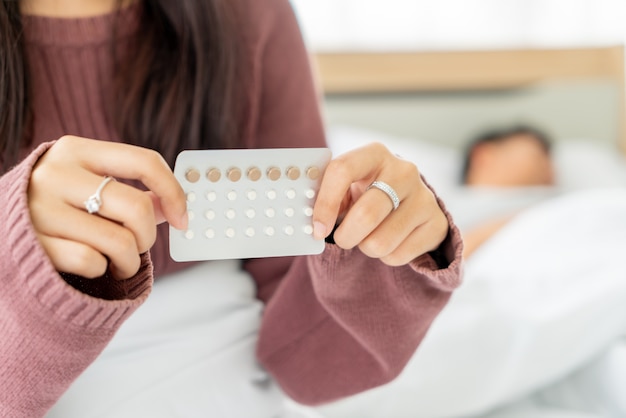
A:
[[307, 47, 626, 418]]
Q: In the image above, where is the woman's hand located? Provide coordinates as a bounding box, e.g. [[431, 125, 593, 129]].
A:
[[28, 136, 188, 280], [313, 142, 449, 266]]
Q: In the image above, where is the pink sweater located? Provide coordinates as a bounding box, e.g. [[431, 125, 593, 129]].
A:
[[0, 1, 463, 416]]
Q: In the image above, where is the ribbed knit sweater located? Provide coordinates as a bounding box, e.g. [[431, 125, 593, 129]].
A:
[[0, 1, 463, 417]]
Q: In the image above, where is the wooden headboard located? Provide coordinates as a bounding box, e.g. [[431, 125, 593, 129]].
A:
[[313, 46, 626, 152]]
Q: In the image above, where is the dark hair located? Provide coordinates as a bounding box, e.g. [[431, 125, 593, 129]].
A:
[[0, 0, 242, 171], [460, 125, 552, 184], [0, 1, 29, 169]]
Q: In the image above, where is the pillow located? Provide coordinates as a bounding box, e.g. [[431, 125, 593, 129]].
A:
[[327, 126, 626, 192], [553, 140, 626, 191]]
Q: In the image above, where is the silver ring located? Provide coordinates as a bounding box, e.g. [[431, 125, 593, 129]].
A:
[[84, 176, 115, 214], [367, 180, 400, 210]]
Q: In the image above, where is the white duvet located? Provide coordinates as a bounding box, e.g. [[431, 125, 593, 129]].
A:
[[316, 188, 626, 418]]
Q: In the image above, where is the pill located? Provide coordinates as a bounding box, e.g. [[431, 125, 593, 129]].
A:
[[284, 207, 295, 217], [266, 166, 281, 181], [265, 226, 275, 236], [206, 168, 221, 182], [186, 192, 196, 202], [227, 167, 242, 182], [303, 207, 313, 216], [286, 166, 301, 180], [285, 189, 296, 199], [226, 209, 236, 219], [266, 189, 277, 200], [227, 190, 237, 201], [305, 189, 315, 199], [185, 168, 200, 183], [265, 208, 275, 218], [184, 230, 194, 239], [245, 227, 255, 237], [225, 228, 236, 238], [206, 191, 217, 202], [247, 167, 262, 181], [205, 228, 215, 238], [205, 210, 216, 220], [303, 225, 313, 235], [284, 225, 295, 236], [246, 190, 257, 200], [306, 166, 320, 180]]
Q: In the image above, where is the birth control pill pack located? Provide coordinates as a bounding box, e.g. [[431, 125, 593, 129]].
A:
[[170, 148, 332, 261]]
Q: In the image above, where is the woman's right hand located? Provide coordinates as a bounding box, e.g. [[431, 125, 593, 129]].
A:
[[27, 135, 188, 280]]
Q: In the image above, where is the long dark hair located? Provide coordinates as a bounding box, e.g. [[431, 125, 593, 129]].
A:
[[0, 1, 28, 169], [0, 0, 241, 170]]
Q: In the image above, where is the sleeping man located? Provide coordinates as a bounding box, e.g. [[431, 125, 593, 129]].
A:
[[455, 125, 556, 257]]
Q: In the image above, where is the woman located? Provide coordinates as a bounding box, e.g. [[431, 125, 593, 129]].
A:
[[0, 0, 463, 416]]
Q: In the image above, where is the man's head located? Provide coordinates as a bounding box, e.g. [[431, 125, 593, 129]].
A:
[[461, 125, 555, 187]]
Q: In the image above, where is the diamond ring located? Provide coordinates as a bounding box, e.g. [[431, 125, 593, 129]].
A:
[[84, 176, 115, 214], [366, 180, 400, 211]]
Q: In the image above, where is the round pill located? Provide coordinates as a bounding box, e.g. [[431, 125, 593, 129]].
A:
[[265, 208, 275, 218], [227, 190, 237, 201], [187, 210, 195, 221], [265, 226, 275, 236], [206, 191, 217, 202], [227, 167, 242, 182], [245, 208, 256, 219], [205, 210, 216, 220], [245, 227, 255, 237], [184, 230, 194, 239], [226, 209, 236, 220], [284, 225, 294, 236], [305, 189, 315, 199], [303, 225, 313, 235], [266, 189, 277, 200], [247, 166, 262, 181], [206, 168, 221, 182], [266, 166, 281, 181], [306, 166, 320, 180], [186, 192, 196, 202], [205, 228, 215, 238], [284, 207, 295, 217], [246, 190, 257, 200], [185, 168, 200, 183], [303, 207, 313, 217], [225, 228, 236, 238], [286, 166, 301, 180], [285, 189, 296, 199]]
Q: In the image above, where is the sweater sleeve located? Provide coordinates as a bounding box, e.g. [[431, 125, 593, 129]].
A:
[[0, 142, 153, 418], [241, 0, 464, 405]]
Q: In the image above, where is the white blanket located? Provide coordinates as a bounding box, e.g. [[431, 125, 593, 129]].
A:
[[316, 188, 626, 418]]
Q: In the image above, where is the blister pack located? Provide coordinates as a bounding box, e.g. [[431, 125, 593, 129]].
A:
[[170, 148, 332, 261]]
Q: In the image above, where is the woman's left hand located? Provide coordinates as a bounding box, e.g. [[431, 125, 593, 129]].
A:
[[313, 142, 449, 266]]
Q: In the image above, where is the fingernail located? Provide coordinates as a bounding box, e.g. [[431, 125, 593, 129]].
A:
[[313, 221, 327, 240]]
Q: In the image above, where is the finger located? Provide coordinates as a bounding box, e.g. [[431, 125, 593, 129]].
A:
[[380, 213, 449, 267], [31, 202, 142, 280], [60, 172, 157, 253], [337, 193, 423, 254], [332, 187, 403, 250], [312, 143, 389, 239], [55, 136, 187, 230], [37, 234, 108, 279], [146, 191, 167, 225]]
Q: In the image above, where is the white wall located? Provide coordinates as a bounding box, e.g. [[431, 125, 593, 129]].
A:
[[291, 0, 626, 52]]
